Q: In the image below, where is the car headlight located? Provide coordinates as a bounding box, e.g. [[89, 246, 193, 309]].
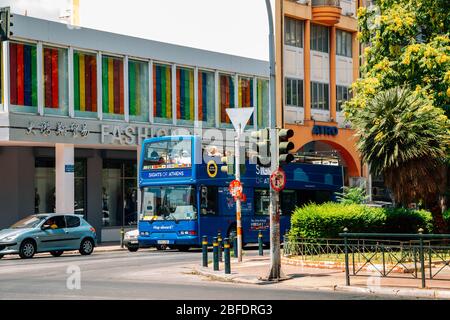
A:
[[1, 235, 18, 242]]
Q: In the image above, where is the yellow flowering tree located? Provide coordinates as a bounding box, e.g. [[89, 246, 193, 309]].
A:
[[345, 0, 450, 231]]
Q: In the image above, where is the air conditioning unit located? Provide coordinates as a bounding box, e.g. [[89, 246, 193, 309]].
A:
[[296, 0, 309, 5]]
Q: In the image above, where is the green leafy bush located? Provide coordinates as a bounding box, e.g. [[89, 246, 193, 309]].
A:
[[289, 203, 433, 239], [335, 187, 368, 204]]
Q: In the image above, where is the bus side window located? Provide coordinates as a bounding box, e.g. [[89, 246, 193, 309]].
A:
[[200, 186, 218, 215], [254, 189, 270, 215], [280, 190, 298, 215]]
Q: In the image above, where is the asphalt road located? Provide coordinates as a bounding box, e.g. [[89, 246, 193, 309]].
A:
[[0, 248, 403, 300]]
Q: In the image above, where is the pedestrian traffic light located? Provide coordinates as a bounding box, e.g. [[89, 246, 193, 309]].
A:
[[0, 7, 13, 41], [220, 154, 234, 175], [278, 128, 294, 166], [250, 128, 271, 167]]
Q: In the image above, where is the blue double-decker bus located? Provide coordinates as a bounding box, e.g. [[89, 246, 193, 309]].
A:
[[137, 135, 343, 251]]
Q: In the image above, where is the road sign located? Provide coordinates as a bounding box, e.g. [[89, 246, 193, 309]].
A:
[[229, 180, 243, 198], [270, 168, 286, 192], [226, 107, 254, 133]]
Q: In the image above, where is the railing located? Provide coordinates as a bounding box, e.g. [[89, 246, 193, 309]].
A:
[[283, 231, 450, 288], [311, 0, 341, 7]]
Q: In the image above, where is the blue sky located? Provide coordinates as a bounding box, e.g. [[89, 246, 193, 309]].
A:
[[0, 0, 275, 61]]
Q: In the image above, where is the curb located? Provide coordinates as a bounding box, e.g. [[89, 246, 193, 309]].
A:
[[191, 266, 266, 285], [335, 285, 450, 299]]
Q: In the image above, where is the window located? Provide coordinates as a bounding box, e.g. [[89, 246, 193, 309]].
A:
[[34, 158, 87, 215], [153, 64, 172, 123], [43, 46, 69, 116], [284, 17, 304, 48], [141, 186, 197, 221], [176, 67, 195, 123], [254, 189, 270, 215], [43, 216, 66, 229], [311, 82, 329, 110], [102, 160, 137, 227], [336, 30, 353, 58], [200, 186, 218, 215], [336, 85, 352, 112], [311, 24, 329, 53], [239, 76, 254, 126], [285, 78, 303, 107], [280, 190, 297, 216], [66, 216, 81, 228], [143, 139, 192, 169], [9, 42, 38, 112], [257, 79, 269, 128], [102, 55, 124, 119], [198, 70, 215, 127], [219, 74, 235, 126], [129, 59, 149, 122], [73, 50, 97, 118]]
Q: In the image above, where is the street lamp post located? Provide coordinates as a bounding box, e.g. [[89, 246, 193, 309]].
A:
[[265, 0, 282, 281]]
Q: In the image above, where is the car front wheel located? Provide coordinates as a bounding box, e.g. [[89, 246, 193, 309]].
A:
[[50, 250, 64, 257], [19, 240, 36, 259], [79, 238, 94, 256], [0, 254, 4, 259], [127, 247, 139, 252]]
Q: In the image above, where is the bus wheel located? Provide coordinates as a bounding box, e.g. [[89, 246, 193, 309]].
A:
[[156, 244, 167, 250]]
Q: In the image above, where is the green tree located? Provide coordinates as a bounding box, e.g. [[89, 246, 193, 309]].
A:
[[347, 0, 450, 118], [347, 87, 449, 232]]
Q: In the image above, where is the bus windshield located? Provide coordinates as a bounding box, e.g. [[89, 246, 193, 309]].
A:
[[142, 139, 192, 170], [141, 185, 197, 221]]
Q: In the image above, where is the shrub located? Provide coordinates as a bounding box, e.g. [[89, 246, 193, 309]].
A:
[[335, 187, 368, 204], [289, 203, 433, 239]]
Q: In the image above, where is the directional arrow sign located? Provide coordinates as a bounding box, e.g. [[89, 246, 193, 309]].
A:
[[226, 107, 254, 133]]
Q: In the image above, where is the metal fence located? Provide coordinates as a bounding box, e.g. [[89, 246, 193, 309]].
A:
[[283, 231, 450, 288]]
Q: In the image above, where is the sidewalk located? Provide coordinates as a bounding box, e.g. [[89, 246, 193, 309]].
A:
[[191, 255, 450, 299]]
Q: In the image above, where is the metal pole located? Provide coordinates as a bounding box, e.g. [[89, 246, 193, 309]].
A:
[[265, 0, 281, 281], [419, 229, 426, 288], [224, 238, 231, 274], [235, 127, 243, 262], [202, 235, 208, 267], [343, 228, 350, 286], [213, 236, 219, 271]]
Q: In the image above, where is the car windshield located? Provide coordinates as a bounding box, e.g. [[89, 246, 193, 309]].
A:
[[10, 215, 46, 229], [141, 186, 197, 221]]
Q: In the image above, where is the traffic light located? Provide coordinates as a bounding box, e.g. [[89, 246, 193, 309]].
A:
[[0, 7, 13, 41], [278, 128, 295, 166], [250, 128, 271, 167], [220, 154, 234, 175]]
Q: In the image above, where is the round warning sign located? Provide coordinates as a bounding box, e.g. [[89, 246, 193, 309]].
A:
[[270, 168, 286, 192], [207, 160, 218, 178], [229, 180, 243, 198]]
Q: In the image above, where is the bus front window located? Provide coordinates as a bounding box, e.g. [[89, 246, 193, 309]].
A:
[[141, 186, 197, 221]]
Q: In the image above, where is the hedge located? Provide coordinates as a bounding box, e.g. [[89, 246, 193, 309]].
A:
[[288, 203, 433, 239]]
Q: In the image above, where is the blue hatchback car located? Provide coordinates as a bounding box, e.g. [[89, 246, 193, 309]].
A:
[[0, 213, 97, 259]]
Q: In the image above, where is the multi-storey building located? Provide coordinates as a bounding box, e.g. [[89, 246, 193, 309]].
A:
[[0, 13, 270, 241], [275, 0, 365, 186]]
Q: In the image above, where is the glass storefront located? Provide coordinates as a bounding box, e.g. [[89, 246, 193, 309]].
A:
[[34, 158, 86, 216], [102, 159, 137, 227]]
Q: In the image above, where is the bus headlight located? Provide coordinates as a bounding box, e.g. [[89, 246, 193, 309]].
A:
[[179, 231, 197, 236]]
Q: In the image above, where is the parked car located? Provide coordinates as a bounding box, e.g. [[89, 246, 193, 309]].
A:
[[0, 213, 97, 259], [124, 229, 139, 252]]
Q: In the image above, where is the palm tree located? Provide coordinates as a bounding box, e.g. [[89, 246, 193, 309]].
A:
[[346, 87, 450, 232]]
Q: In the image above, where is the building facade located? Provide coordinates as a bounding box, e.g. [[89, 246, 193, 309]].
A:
[[0, 14, 270, 241], [275, 0, 366, 186]]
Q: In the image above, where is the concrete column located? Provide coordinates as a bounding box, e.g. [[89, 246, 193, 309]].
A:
[[304, 20, 311, 121], [87, 150, 103, 242], [330, 26, 337, 122], [55, 143, 74, 213]]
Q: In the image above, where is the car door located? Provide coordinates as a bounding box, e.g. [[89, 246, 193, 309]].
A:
[[37, 216, 68, 251], [64, 215, 84, 249]]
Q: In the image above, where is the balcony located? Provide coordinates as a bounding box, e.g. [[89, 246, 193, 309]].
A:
[[311, 0, 342, 25]]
